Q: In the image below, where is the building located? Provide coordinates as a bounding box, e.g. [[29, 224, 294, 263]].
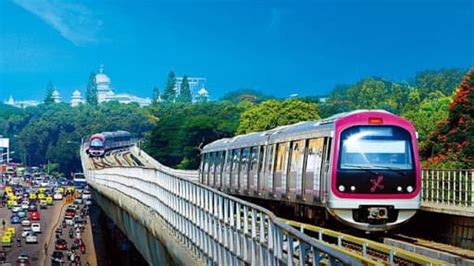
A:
[[52, 90, 61, 103], [174, 77, 207, 101], [70, 90, 85, 107], [4, 96, 40, 108], [94, 65, 151, 107]]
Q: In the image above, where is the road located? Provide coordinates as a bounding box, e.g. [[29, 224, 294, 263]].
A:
[[0, 185, 97, 266]]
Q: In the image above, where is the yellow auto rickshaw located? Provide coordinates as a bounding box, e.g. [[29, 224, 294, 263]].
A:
[[6, 226, 16, 236], [1, 235, 11, 247], [46, 196, 53, 205]]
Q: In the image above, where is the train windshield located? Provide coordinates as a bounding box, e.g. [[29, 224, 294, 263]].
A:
[[90, 139, 103, 147], [339, 126, 413, 170]]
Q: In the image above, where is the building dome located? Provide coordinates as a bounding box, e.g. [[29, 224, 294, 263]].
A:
[[95, 65, 110, 84], [72, 90, 81, 97], [52, 90, 60, 96], [198, 88, 208, 96]]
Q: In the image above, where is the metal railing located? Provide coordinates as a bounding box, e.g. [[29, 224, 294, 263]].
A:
[[421, 169, 474, 208], [85, 163, 363, 265]]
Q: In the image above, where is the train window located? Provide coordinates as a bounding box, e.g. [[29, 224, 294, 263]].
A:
[[250, 147, 258, 172], [209, 152, 216, 186], [266, 145, 274, 190], [275, 143, 287, 172], [304, 138, 324, 196], [241, 148, 250, 190], [215, 151, 223, 186], [274, 142, 288, 193], [203, 153, 210, 185]]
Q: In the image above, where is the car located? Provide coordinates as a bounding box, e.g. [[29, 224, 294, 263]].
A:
[[85, 199, 92, 206], [21, 201, 29, 210], [12, 206, 22, 213], [53, 193, 63, 200], [31, 223, 41, 233], [27, 204, 37, 212], [17, 210, 27, 218], [46, 196, 53, 205], [69, 204, 79, 210], [30, 211, 40, 221], [21, 219, 31, 226], [16, 254, 30, 266], [10, 215, 20, 224], [28, 193, 37, 201], [81, 190, 91, 200], [1, 235, 12, 247], [21, 227, 32, 238], [39, 201, 47, 209], [74, 199, 83, 205], [6, 226, 16, 236], [65, 209, 76, 218], [65, 217, 74, 226], [7, 200, 16, 208], [51, 251, 65, 264], [40, 180, 49, 187], [25, 232, 38, 244], [55, 239, 67, 250]]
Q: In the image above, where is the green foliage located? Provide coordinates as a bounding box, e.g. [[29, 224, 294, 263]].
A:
[[414, 68, 465, 98], [220, 89, 272, 103], [402, 91, 452, 149], [85, 73, 98, 105], [237, 99, 320, 134], [177, 75, 192, 103], [422, 69, 474, 169], [145, 101, 248, 169], [162, 71, 176, 102], [1, 102, 154, 174], [44, 81, 55, 105]]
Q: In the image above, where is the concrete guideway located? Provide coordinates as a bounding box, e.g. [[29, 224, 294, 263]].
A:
[[81, 148, 364, 265]]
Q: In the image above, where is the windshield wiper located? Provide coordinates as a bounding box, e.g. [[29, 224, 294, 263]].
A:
[[371, 165, 407, 176], [343, 164, 379, 176]]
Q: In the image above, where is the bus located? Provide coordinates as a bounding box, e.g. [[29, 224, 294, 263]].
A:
[[73, 173, 86, 188]]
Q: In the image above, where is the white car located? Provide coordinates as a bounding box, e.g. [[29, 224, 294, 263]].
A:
[[21, 227, 32, 238], [25, 232, 38, 243], [12, 206, 22, 213], [81, 191, 91, 200], [85, 199, 92, 206], [53, 193, 63, 200], [31, 222, 41, 233], [40, 180, 49, 187], [69, 204, 79, 210], [21, 219, 31, 226], [65, 218, 74, 226], [21, 201, 30, 210]]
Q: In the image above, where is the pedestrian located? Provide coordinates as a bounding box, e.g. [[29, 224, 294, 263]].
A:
[[1, 219, 5, 230], [44, 243, 48, 254]]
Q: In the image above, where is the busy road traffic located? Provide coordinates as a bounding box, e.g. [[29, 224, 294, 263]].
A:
[[1, 175, 96, 265]]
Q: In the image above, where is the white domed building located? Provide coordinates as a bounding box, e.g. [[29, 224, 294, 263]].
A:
[[96, 65, 115, 103], [70, 90, 85, 107], [52, 90, 62, 103]]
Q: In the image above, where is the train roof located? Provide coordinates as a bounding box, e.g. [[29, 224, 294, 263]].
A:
[[90, 130, 131, 140], [202, 109, 395, 153]]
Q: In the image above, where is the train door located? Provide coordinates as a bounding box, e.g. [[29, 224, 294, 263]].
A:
[[288, 140, 305, 198], [216, 151, 224, 188], [202, 153, 210, 186], [248, 146, 259, 193], [319, 137, 332, 204], [288, 140, 306, 197], [257, 145, 266, 194], [231, 149, 241, 191], [303, 138, 324, 203], [240, 147, 250, 192], [273, 142, 289, 197], [208, 152, 215, 187], [224, 150, 232, 189], [265, 144, 275, 194]]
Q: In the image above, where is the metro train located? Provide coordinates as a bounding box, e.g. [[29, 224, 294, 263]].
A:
[[200, 110, 421, 232], [86, 130, 132, 157]]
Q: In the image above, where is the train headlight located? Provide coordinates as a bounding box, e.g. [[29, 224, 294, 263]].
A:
[[397, 186, 402, 192], [350, 186, 356, 191], [338, 185, 345, 192], [406, 186, 413, 193]]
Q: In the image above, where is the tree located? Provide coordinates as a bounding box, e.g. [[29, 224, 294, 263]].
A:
[[237, 99, 320, 134], [44, 81, 55, 105], [415, 68, 465, 98], [85, 72, 98, 105], [220, 89, 272, 103], [162, 71, 176, 103], [422, 68, 474, 169], [152, 86, 160, 105], [177, 75, 192, 103], [402, 91, 452, 149]]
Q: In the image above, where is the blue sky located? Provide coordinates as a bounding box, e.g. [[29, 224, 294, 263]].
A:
[[0, 0, 472, 101]]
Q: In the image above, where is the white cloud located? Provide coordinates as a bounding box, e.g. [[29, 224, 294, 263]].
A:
[[13, 0, 102, 46]]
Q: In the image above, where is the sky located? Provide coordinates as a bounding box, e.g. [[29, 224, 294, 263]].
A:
[[0, 0, 472, 102]]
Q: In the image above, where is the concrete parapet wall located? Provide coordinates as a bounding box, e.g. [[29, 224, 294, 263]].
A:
[[91, 180, 203, 266]]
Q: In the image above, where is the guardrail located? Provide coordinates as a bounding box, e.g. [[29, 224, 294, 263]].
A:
[[85, 163, 363, 265], [421, 169, 474, 208]]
